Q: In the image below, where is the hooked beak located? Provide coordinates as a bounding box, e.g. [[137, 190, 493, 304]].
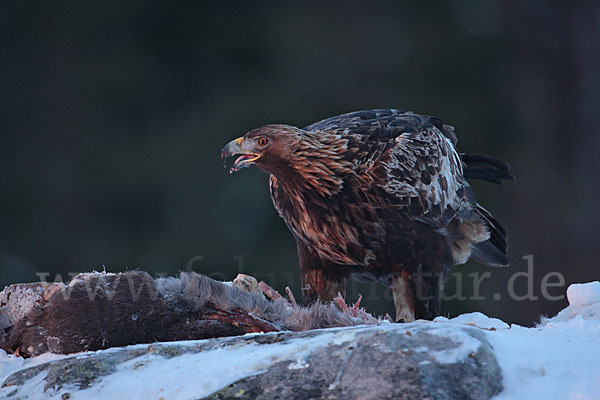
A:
[[221, 137, 261, 174]]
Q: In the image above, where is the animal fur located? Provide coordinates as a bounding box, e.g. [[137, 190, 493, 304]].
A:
[[3, 271, 378, 357]]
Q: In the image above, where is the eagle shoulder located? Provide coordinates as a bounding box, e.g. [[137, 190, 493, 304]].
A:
[[304, 109, 471, 228]]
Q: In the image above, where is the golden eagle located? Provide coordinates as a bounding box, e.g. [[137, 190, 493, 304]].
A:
[[221, 109, 513, 321]]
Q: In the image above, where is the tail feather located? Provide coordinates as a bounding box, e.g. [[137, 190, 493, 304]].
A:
[[470, 204, 509, 267], [461, 153, 514, 185]]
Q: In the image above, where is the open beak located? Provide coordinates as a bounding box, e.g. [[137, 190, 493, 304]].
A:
[[221, 137, 261, 174]]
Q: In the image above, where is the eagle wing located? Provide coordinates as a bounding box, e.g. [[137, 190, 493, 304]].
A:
[[303, 109, 474, 229]]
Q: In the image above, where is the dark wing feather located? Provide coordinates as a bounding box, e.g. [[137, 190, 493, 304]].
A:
[[304, 109, 473, 228], [305, 109, 458, 145]]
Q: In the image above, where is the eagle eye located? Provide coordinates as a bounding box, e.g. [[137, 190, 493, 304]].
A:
[[257, 137, 269, 147]]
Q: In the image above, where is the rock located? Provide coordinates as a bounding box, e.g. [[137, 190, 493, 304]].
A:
[[0, 323, 502, 400]]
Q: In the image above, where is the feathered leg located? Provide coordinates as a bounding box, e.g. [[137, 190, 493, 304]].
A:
[[392, 272, 416, 322], [301, 268, 346, 304], [297, 240, 346, 304], [410, 267, 446, 320]]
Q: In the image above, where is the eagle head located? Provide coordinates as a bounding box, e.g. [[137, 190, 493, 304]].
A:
[[221, 125, 300, 175], [222, 124, 352, 197]]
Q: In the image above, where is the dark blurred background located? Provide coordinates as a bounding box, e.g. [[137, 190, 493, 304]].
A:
[[1, 1, 599, 326]]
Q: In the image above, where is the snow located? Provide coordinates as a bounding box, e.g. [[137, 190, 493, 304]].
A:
[[426, 324, 482, 364], [0, 350, 67, 382], [78, 341, 313, 399], [436, 281, 600, 400], [434, 311, 509, 330], [1, 281, 600, 399], [566, 281, 600, 307], [0, 326, 371, 400], [488, 320, 600, 400], [403, 323, 483, 364]]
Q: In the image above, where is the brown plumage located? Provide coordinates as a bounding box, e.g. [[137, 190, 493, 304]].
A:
[[221, 109, 513, 321]]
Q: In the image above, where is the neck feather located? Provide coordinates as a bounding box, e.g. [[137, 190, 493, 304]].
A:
[[275, 132, 353, 198]]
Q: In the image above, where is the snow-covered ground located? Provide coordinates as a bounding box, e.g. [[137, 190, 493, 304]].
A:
[[435, 281, 600, 400], [0, 328, 369, 399], [1, 281, 600, 400]]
